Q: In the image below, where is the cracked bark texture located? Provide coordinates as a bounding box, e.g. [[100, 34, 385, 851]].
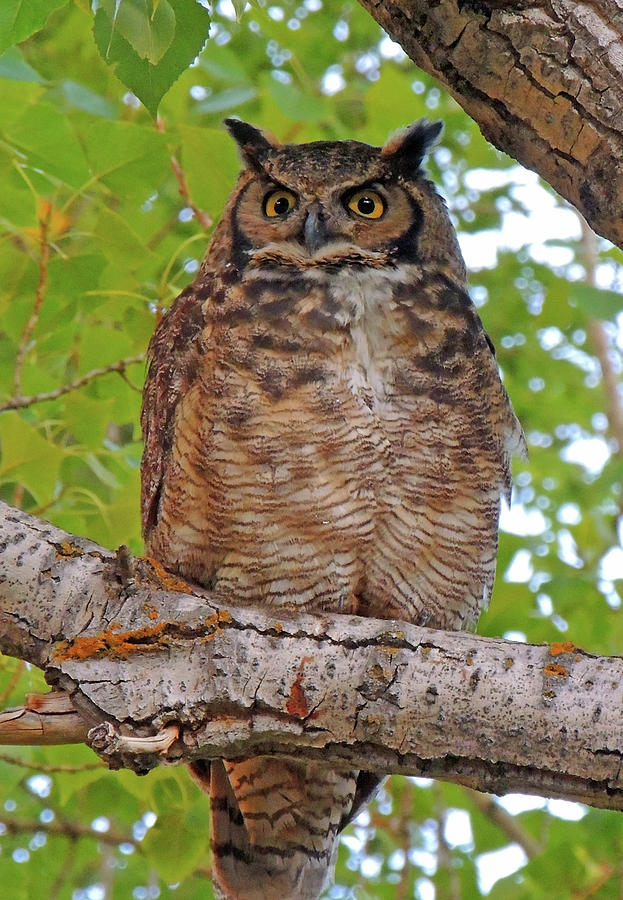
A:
[[357, 0, 623, 250], [2, 499, 623, 810]]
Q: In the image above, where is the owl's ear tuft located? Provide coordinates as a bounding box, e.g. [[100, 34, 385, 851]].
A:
[[224, 118, 279, 169], [381, 120, 443, 174]]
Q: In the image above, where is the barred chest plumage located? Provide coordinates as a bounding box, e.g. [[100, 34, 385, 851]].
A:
[[148, 255, 519, 629]]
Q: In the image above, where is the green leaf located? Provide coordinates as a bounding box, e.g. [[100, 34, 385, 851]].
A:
[[84, 119, 169, 194], [6, 100, 90, 186], [142, 803, 210, 881], [150, 772, 185, 813], [571, 282, 623, 321], [99, 0, 176, 65], [199, 42, 247, 82], [63, 394, 115, 449], [0, 46, 45, 82], [92, 205, 154, 268], [0, 0, 70, 55], [262, 73, 330, 123], [0, 412, 64, 504], [93, 0, 210, 116], [177, 124, 240, 214], [196, 84, 257, 113], [51, 79, 117, 117]]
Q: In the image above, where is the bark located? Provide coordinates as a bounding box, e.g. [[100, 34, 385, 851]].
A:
[[357, 0, 623, 251], [2, 500, 623, 810]]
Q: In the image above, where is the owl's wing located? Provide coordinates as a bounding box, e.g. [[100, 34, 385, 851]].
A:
[[140, 288, 206, 539], [483, 330, 528, 501]]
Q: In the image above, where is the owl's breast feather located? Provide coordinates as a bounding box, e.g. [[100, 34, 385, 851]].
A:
[[326, 265, 413, 408]]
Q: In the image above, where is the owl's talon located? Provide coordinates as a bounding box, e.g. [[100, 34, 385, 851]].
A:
[[88, 722, 180, 765]]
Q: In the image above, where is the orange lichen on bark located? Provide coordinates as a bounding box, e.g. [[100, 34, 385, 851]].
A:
[[53, 622, 171, 662], [204, 610, 232, 628], [139, 556, 197, 594], [368, 664, 389, 681], [550, 641, 576, 656], [544, 664, 568, 678], [56, 541, 83, 558], [286, 656, 313, 718], [199, 609, 233, 642], [504, 658, 514, 668], [143, 603, 159, 621]]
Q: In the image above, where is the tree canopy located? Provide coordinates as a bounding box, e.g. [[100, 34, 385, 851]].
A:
[[0, 2, 622, 898]]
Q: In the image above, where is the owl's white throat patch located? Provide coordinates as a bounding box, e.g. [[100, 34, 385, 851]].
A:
[[331, 266, 412, 405]]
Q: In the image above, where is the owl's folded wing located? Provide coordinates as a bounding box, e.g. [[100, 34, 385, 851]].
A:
[[140, 288, 206, 539]]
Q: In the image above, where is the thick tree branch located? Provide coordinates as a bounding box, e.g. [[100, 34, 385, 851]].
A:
[[1, 500, 623, 810], [357, 0, 623, 251]]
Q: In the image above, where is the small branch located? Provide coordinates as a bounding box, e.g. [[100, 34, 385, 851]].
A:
[[572, 864, 617, 900], [0, 751, 102, 773], [0, 354, 145, 412], [0, 814, 138, 849], [13, 202, 52, 398], [0, 660, 25, 705], [0, 691, 89, 746], [433, 784, 462, 900], [588, 319, 623, 456], [49, 839, 77, 900], [466, 789, 541, 860], [394, 782, 416, 900], [170, 156, 213, 230], [580, 218, 623, 458]]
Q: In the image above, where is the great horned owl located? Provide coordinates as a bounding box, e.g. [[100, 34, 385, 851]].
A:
[[141, 119, 525, 900]]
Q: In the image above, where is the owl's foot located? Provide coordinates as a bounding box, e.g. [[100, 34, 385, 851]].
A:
[[88, 721, 180, 773]]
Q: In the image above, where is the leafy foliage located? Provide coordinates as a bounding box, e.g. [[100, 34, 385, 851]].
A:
[[0, 1, 622, 898], [93, 0, 211, 116]]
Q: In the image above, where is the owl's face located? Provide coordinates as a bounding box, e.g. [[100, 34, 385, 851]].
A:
[[222, 119, 465, 279], [233, 160, 419, 257]]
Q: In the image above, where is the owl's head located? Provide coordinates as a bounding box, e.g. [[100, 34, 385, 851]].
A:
[[220, 118, 465, 281]]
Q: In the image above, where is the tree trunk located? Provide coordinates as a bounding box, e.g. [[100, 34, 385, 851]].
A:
[[357, 0, 623, 250]]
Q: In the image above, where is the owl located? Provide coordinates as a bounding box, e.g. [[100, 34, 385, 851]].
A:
[[141, 118, 525, 900]]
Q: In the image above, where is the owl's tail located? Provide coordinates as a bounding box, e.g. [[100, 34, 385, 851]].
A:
[[189, 757, 358, 900]]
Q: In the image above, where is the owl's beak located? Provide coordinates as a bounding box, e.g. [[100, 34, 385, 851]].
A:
[[303, 206, 331, 254]]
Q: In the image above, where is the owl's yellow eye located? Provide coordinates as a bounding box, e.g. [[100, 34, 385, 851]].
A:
[[346, 189, 385, 219], [264, 189, 298, 218]]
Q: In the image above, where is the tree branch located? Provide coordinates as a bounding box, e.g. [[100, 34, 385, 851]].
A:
[[580, 217, 623, 460], [0, 355, 145, 412], [466, 788, 541, 859], [2, 500, 623, 809], [357, 0, 623, 251], [13, 201, 52, 398], [0, 814, 138, 849], [170, 156, 213, 231]]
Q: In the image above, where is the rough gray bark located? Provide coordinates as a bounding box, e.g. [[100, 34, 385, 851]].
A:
[[357, 0, 623, 251], [2, 499, 623, 810]]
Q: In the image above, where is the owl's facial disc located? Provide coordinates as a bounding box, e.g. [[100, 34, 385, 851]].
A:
[[235, 173, 420, 269]]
